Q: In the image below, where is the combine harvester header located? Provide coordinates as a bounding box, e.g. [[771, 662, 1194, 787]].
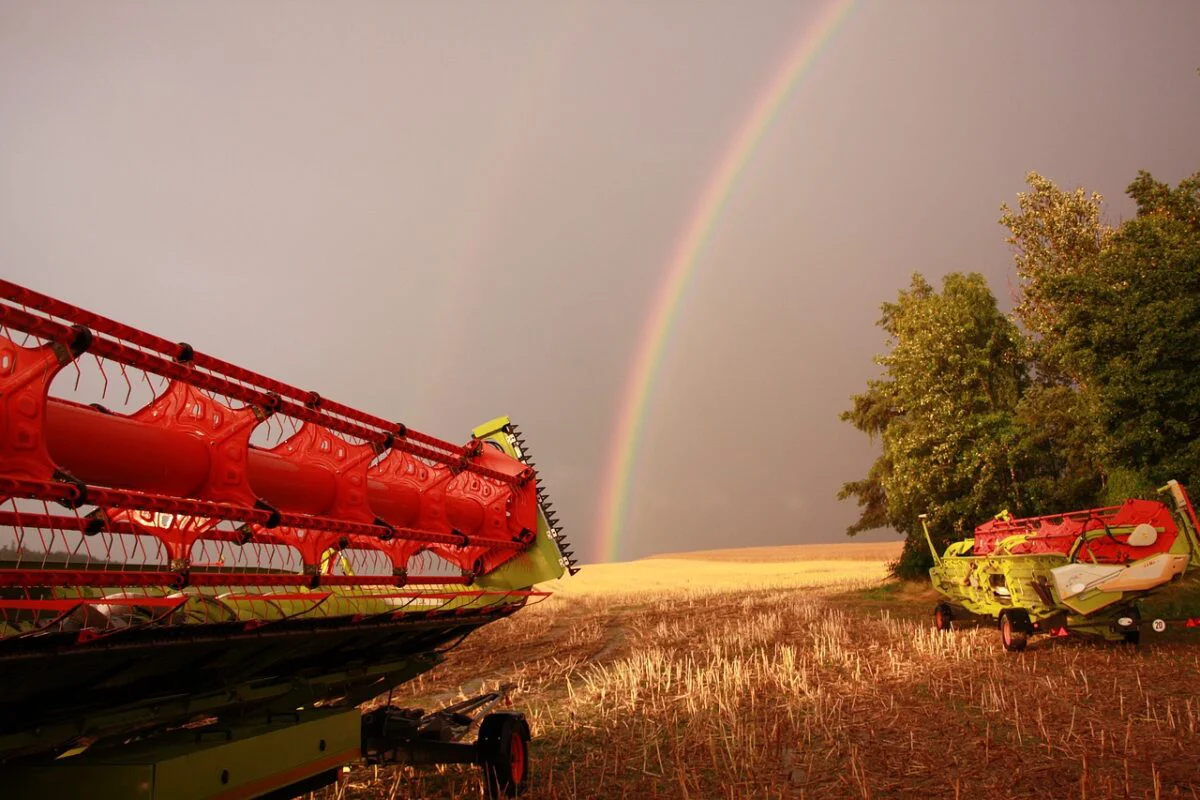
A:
[[0, 279, 575, 798], [926, 481, 1200, 651]]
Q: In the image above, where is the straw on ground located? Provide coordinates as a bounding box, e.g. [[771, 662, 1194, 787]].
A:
[[326, 543, 1200, 799]]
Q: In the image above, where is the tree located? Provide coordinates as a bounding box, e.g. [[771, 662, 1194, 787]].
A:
[[1127, 169, 1200, 226], [1039, 171, 1200, 491], [1009, 384, 1104, 510], [1002, 169, 1200, 495], [840, 273, 1033, 578], [999, 172, 1112, 383]]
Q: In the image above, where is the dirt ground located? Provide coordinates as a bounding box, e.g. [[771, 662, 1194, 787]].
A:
[[321, 551, 1200, 799]]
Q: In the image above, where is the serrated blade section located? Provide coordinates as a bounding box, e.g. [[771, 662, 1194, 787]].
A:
[[508, 422, 579, 576]]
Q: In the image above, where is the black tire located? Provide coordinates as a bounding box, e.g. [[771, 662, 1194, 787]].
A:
[[478, 713, 530, 799], [933, 603, 953, 632], [1000, 611, 1028, 653], [1122, 630, 1141, 646]]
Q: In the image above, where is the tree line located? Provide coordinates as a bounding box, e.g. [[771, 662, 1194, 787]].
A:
[[840, 169, 1200, 578]]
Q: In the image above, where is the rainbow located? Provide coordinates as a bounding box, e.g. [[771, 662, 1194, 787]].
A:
[[594, 0, 859, 563]]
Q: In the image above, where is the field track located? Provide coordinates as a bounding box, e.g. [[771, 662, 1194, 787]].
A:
[[327, 549, 1200, 799]]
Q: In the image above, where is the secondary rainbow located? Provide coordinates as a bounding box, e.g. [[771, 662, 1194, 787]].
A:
[[594, 0, 859, 562]]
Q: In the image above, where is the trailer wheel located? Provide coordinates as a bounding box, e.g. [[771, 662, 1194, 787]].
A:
[[478, 712, 530, 799], [1000, 611, 1029, 653], [933, 603, 953, 632], [1122, 630, 1141, 645]]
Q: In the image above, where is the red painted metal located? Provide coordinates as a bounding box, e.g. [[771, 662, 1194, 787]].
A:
[[972, 498, 1180, 563], [0, 301, 524, 483], [0, 279, 484, 460], [0, 570, 183, 588], [132, 381, 264, 506], [265, 422, 378, 523], [46, 398, 211, 496], [0, 338, 75, 481], [38, 398, 537, 551], [0, 281, 547, 645]]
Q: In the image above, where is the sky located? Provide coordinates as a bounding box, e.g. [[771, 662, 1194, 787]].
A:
[[2, 1, 1198, 563]]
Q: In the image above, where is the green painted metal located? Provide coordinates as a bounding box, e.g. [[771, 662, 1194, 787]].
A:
[[930, 547, 1068, 623], [0, 637, 441, 764], [8, 708, 361, 800], [928, 481, 1200, 642], [469, 416, 568, 590], [920, 515, 941, 567]]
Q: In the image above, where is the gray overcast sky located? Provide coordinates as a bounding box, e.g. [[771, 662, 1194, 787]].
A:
[[2, 1, 1198, 562]]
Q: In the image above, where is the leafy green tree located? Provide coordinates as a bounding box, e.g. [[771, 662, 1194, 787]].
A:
[[998, 173, 1114, 499], [1001, 169, 1200, 495], [840, 273, 1033, 578], [1127, 170, 1200, 226], [1036, 171, 1200, 491], [1010, 384, 1104, 510], [999, 172, 1112, 384]]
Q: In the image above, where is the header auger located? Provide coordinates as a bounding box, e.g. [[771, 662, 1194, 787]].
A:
[[0, 279, 574, 798], [926, 481, 1200, 652]]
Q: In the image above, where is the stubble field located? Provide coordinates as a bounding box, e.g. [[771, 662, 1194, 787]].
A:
[[324, 542, 1200, 799]]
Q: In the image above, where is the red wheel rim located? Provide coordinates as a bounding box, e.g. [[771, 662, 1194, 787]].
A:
[[935, 609, 945, 629], [510, 731, 526, 784], [1001, 617, 1011, 646]]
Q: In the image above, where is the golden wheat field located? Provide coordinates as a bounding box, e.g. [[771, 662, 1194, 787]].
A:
[[647, 541, 904, 564], [320, 542, 1200, 799]]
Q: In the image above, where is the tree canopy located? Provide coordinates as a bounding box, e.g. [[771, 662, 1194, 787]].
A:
[[841, 272, 1027, 576]]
